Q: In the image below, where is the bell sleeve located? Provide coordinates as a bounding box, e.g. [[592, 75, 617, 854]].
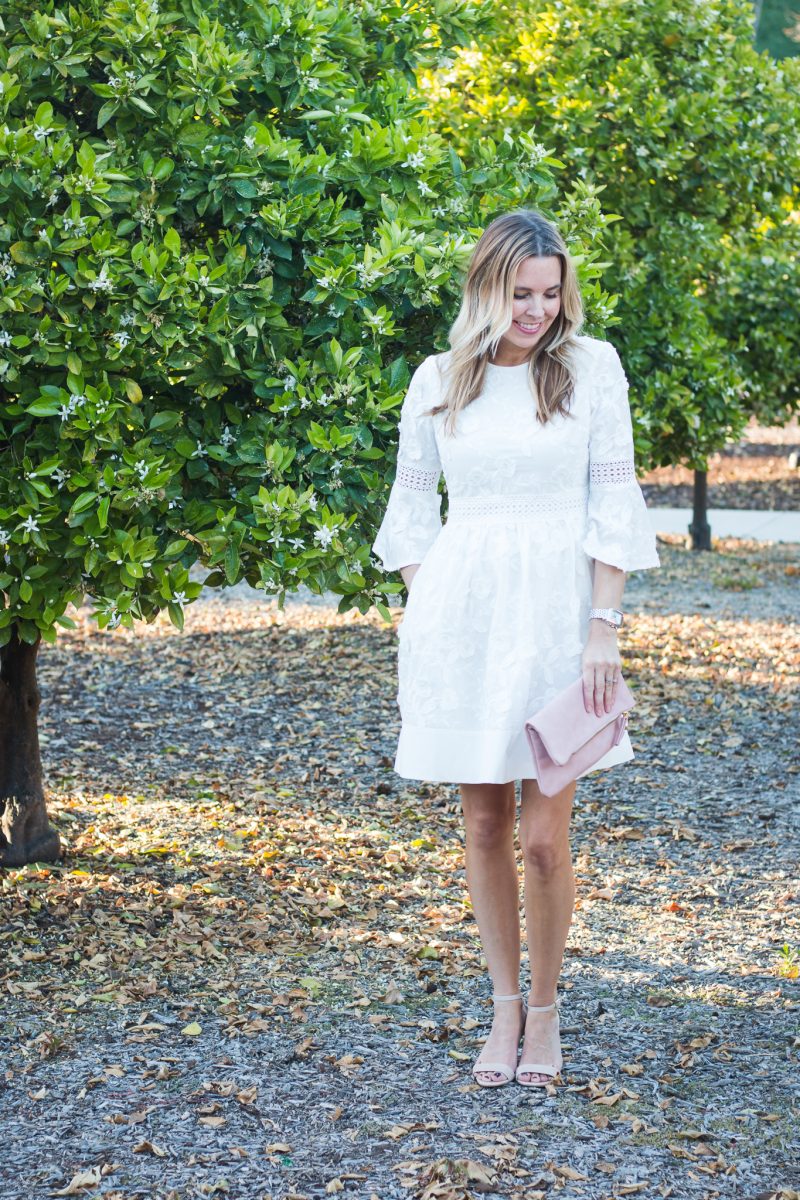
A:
[[372, 355, 443, 572], [582, 341, 661, 573]]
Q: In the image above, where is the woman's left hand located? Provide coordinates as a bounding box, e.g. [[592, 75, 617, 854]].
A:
[[581, 624, 622, 716]]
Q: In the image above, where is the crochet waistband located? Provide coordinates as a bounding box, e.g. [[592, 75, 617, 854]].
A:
[[445, 488, 589, 521]]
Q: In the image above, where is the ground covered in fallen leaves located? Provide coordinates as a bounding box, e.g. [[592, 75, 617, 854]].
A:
[[1, 535, 799, 1200]]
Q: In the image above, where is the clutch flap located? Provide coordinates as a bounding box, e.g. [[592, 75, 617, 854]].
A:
[[525, 675, 636, 766]]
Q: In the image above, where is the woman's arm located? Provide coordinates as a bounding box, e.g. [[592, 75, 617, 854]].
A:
[[582, 561, 625, 716], [400, 563, 421, 591]]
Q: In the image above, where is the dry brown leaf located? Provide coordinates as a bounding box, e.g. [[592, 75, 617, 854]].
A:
[[554, 1164, 589, 1181], [132, 1140, 166, 1157], [587, 887, 615, 901], [52, 1168, 103, 1196]]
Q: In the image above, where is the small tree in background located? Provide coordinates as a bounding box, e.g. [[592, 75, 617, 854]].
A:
[[422, 0, 800, 470], [0, 0, 619, 865], [713, 206, 800, 427]]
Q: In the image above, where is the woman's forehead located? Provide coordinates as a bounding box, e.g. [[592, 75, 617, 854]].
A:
[[513, 255, 562, 289]]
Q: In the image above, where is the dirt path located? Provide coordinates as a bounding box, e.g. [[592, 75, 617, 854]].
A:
[[1, 535, 798, 1200]]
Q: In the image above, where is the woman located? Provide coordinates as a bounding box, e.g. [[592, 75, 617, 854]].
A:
[[371, 210, 660, 1088]]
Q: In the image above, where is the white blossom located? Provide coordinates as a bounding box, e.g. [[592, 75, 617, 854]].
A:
[[0, 330, 11, 348], [243, 133, 256, 149], [313, 526, 334, 548], [255, 252, 273, 277], [21, 515, 40, 533], [172, 590, 187, 605], [113, 331, 130, 349], [288, 537, 305, 551], [88, 262, 113, 292], [307, 492, 318, 510]]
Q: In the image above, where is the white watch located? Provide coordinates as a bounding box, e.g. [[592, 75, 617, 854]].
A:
[[589, 607, 624, 629]]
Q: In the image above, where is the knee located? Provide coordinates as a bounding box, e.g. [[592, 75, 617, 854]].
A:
[[464, 808, 514, 850], [462, 801, 513, 849], [521, 835, 570, 876]]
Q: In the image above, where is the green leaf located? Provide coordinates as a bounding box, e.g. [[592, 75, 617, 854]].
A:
[[224, 541, 240, 585], [149, 410, 181, 431], [26, 398, 62, 416], [232, 179, 258, 197], [163, 226, 181, 254], [69, 492, 99, 516], [130, 95, 157, 117], [34, 101, 54, 126], [97, 496, 110, 529], [97, 100, 118, 129], [152, 157, 174, 181]]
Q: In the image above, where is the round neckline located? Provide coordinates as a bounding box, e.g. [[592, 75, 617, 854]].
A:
[[486, 358, 532, 371]]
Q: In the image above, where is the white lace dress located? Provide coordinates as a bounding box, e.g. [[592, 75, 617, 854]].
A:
[[372, 335, 660, 785]]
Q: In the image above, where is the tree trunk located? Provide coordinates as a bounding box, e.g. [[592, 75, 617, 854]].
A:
[[0, 627, 60, 867], [689, 468, 712, 551]]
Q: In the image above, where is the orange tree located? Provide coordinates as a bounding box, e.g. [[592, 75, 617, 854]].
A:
[[422, 0, 800, 468], [0, 0, 618, 865]]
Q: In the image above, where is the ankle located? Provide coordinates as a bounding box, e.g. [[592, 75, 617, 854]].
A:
[[527, 989, 557, 1009]]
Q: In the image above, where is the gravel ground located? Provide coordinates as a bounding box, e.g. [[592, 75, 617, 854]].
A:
[[1, 535, 798, 1200]]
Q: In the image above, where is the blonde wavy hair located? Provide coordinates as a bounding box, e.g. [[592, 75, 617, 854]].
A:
[[428, 210, 584, 435]]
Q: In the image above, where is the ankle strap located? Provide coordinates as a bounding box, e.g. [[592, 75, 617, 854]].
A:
[[526, 1000, 558, 1011], [492, 992, 523, 1002]]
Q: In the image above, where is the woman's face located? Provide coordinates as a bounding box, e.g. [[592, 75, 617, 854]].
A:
[[500, 255, 562, 355]]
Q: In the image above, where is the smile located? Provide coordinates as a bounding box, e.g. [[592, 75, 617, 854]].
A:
[[514, 320, 543, 333]]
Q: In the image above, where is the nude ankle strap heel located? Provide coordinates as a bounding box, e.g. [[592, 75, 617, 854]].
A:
[[471, 992, 528, 1088], [516, 999, 563, 1087]]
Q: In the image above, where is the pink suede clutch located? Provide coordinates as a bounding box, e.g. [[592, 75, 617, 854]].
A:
[[524, 674, 635, 796]]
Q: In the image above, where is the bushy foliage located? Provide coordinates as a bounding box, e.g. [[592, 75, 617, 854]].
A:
[[713, 207, 800, 426], [0, 0, 622, 641], [423, 0, 800, 467]]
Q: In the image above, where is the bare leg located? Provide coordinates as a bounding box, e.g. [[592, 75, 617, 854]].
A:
[[460, 781, 522, 1084], [518, 776, 577, 1083]]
